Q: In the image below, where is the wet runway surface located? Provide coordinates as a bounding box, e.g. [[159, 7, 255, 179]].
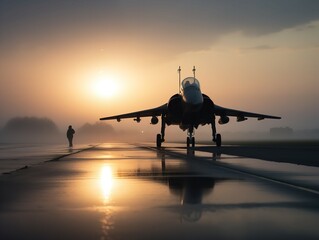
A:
[[1, 143, 319, 240], [0, 143, 93, 174]]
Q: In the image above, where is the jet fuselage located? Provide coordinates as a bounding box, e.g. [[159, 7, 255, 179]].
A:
[[166, 77, 213, 131]]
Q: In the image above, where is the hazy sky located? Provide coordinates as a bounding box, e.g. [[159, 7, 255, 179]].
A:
[[1, 0, 319, 138]]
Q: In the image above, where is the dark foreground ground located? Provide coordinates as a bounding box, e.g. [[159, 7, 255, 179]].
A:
[[1, 142, 319, 240]]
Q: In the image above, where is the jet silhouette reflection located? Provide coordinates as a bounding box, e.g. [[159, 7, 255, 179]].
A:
[[187, 147, 221, 161], [168, 176, 217, 222], [118, 150, 225, 222]]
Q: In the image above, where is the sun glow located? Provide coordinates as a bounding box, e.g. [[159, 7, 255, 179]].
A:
[[92, 71, 119, 98]]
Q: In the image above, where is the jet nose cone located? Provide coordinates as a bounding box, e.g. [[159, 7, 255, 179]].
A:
[[183, 89, 203, 112], [184, 90, 203, 105], [189, 97, 203, 106]]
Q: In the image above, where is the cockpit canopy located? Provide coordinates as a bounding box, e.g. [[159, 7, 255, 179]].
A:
[[181, 77, 201, 90]]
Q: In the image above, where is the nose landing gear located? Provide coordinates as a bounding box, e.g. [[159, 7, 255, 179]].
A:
[[186, 127, 195, 148]]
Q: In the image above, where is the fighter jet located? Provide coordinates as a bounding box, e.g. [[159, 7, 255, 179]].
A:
[[100, 67, 281, 147]]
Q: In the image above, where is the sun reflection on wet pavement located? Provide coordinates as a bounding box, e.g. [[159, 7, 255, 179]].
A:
[[99, 165, 115, 240], [100, 165, 114, 202]]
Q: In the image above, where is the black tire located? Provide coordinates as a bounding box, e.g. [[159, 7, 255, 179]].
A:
[[191, 137, 195, 148], [156, 134, 162, 147], [186, 137, 190, 148], [216, 134, 222, 147]]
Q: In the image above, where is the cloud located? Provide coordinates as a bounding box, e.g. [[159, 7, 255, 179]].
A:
[[1, 0, 319, 57], [240, 45, 277, 52]]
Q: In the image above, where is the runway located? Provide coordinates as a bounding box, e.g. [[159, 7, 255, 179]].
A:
[[1, 143, 319, 240]]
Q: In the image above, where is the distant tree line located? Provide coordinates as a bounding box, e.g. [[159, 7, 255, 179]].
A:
[[270, 127, 293, 136], [3, 117, 59, 135], [0, 117, 116, 143], [0, 117, 60, 143], [77, 122, 116, 142]]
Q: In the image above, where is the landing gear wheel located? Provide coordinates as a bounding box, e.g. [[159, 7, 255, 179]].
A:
[[156, 134, 162, 147], [187, 137, 190, 148], [191, 137, 195, 148], [216, 134, 222, 147]]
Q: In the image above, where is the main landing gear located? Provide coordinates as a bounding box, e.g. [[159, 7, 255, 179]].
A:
[[156, 133, 162, 147], [212, 115, 222, 147], [156, 114, 166, 148], [214, 133, 222, 147]]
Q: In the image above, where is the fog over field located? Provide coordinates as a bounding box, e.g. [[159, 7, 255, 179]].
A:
[[0, 116, 318, 144]]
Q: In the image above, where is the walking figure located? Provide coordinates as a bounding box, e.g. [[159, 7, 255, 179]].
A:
[[67, 125, 75, 147]]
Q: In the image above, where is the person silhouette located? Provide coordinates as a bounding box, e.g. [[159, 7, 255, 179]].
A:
[[67, 125, 75, 147]]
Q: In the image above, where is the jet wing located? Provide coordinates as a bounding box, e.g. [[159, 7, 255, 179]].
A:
[[214, 104, 281, 120], [100, 104, 167, 121]]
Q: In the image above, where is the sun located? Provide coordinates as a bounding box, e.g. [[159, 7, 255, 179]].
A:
[[92, 72, 119, 98]]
